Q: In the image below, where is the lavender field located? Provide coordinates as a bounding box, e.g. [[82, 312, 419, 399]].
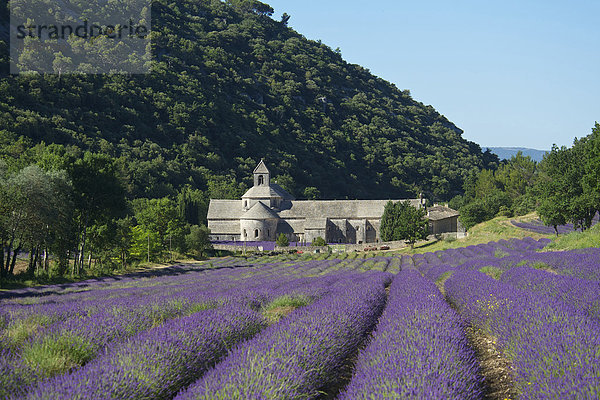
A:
[[1, 237, 599, 399], [511, 214, 600, 235]]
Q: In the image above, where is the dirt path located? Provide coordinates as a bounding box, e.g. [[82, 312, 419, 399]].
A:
[[316, 282, 392, 399], [465, 326, 519, 400]]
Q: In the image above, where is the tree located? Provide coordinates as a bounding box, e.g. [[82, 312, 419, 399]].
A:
[[133, 197, 187, 252], [312, 237, 326, 246], [227, 0, 274, 16], [185, 225, 212, 258], [537, 193, 568, 235], [129, 225, 162, 262], [177, 186, 209, 226], [207, 176, 247, 200], [114, 217, 134, 270], [0, 162, 9, 277], [67, 152, 127, 275], [536, 142, 595, 233], [280, 13, 290, 26], [276, 233, 289, 247], [380, 200, 428, 247], [303, 186, 320, 200], [583, 122, 600, 218], [495, 152, 537, 202], [0, 165, 73, 278], [380, 201, 400, 242], [459, 192, 511, 230]]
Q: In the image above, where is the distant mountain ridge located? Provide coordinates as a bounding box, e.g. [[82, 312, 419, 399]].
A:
[[485, 147, 548, 162]]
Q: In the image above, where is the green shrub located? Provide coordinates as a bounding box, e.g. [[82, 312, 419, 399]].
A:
[[312, 237, 326, 246], [276, 233, 289, 247]]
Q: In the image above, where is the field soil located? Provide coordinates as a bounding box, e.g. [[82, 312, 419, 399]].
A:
[[466, 327, 519, 400]]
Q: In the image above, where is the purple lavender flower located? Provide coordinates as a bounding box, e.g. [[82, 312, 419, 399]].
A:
[[445, 269, 600, 398], [339, 268, 483, 400], [175, 272, 391, 400], [24, 306, 266, 400]]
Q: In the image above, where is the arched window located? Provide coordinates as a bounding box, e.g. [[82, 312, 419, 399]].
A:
[[243, 229, 247, 237], [244, 200, 248, 208], [258, 175, 264, 185], [255, 229, 259, 238]]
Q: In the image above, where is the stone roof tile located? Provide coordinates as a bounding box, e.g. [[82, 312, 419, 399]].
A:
[[427, 205, 460, 221], [278, 199, 422, 219], [241, 202, 279, 220], [207, 200, 244, 220], [253, 159, 270, 174], [304, 218, 328, 229], [242, 185, 282, 199], [207, 220, 240, 234]]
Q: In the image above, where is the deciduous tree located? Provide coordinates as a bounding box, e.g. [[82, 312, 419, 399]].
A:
[[380, 201, 428, 247], [185, 224, 212, 258]]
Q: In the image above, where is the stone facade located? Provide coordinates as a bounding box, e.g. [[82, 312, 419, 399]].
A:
[[207, 160, 458, 244], [426, 205, 463, 235]]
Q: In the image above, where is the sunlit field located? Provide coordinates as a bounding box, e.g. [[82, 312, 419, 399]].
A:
[[1, 236, 599, 399]]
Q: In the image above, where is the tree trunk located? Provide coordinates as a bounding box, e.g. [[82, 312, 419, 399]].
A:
[[5, 239, 13, 273], [0, 244, 5, 278], [9, 245, 21, 275], [78, 215, 89, 276], [34, 246, 41, 275], [43, 249, 49, 272], [27, 246, 35, 276], [71, 249, 77, 277]]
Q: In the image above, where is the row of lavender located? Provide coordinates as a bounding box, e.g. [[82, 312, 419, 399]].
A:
[[409, 237, 600, 398], [511, 213, 600, 235], [445, 270, 600, 398], [339, 267, 483, 399], [23, 271, 391, 400], [1, 260, 376, 399]]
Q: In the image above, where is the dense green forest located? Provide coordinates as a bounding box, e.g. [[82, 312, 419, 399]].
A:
[[0, 0, 496, 202], [452, 123, 600, 233]]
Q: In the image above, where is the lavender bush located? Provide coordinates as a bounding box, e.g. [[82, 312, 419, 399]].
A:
[[445, 270, 600, 398], [500, 266, 600, 320], [23, 306, 266, 400], [339, 268, 483, 399], [174, 271, 391, 400]]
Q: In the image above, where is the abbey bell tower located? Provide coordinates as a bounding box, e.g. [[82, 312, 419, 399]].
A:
[[253, 159, 270, 187]]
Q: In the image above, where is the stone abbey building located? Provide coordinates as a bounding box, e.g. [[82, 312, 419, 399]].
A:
[[207, 160, 458, 244]]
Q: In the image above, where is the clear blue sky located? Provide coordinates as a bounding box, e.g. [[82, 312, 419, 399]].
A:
[[265, 0, 600, 149]]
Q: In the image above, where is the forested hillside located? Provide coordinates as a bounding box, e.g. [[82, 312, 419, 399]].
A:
[[0, 0, 496, 201], [452, 123, 600, 233]]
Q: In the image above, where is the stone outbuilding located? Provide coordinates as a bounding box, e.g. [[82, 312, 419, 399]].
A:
[[426, 205, 462, 235]]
